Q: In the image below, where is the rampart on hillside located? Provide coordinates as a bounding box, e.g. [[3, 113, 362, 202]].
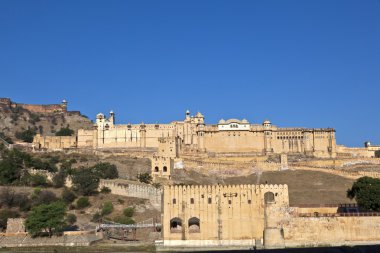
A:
[[0, 97, 67, 114]]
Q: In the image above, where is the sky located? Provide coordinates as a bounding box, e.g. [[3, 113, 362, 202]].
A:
[[0, 0, 379, 147]]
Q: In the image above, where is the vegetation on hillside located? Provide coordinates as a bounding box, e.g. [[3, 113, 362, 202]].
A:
[[55, 127, 74, 136]]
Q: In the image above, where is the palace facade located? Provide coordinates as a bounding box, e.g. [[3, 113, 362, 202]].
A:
[[34, 110, 337, 158]]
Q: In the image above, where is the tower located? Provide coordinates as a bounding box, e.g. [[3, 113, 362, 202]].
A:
[[61, 99, 68, 112], [263, 120, 273, 155]]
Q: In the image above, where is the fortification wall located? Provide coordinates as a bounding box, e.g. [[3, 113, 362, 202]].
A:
[[99, 180, 162, 209], [283, 216, 380, 247], [33, 134, 77, 150], [17, 103, 66, 114]]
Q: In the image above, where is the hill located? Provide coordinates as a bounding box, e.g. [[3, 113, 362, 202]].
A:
[[0, 98, 92, 143]]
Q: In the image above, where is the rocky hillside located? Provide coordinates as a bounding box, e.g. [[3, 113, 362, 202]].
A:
[[0, 98, 93, 143]]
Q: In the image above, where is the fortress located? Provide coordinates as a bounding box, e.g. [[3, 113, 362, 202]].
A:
[[162, 184, 380, 249], [34, 110, 338, 158]]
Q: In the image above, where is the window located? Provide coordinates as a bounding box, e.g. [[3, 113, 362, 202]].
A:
[[190, 198, 194, 204], [163, 166, 168, 172], [154, 166, 159, 172], [173, 198, 176, 204], [228, 200, 232, 205], [188, 217, 200, 233], [208, 198, 212, 204], [264, 192, 275, 204], [170, 217, 182, 232], [248, 199, 251, 204]]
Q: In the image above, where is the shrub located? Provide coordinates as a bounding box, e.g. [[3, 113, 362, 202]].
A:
[[15, 128, 36, 143], [101, 201, 113, 216], [66, 213, 77, 225], [123, 207, 135, 217], [91, 212, 101, 222], [32, 190, 58, 207], [61, 188, 76, 204], [92, 162, 118, 179], [76, 197, 90, 209], [117, 198, 125, 204], [100, 186, 111, 194], [52, 170, 66, 188], [29, 174, 49, 187], [137, 173, 152, 184], [0, 132, 13, 144], [347, 176, 380, 211], [55, 127, 74, 136]]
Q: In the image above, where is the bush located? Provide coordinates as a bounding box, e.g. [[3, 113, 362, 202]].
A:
[[123, 207, 135, 217], [137, 173, 152, 184], [55, 127, 74, 136], [117, 198, 125, 204], [52, 170, 66, 188], [100, 186, 111, 194], [101, 201, 113, 216], [91, 212, 101, 222], [32, 190, 58, 207], [61, 188, 76, 204], [29, 174, 49, 187], [76, 197, 90, 209], [66, 213, 77, 225], [114, 216, 135, 225], [92, 162, 118, 179], [0, 132, 13, 144], [0, 188, 29, 210], [15, 128, 36, 143]]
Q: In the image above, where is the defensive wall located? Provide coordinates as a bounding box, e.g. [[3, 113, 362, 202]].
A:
[[162, 183, 380, 250], [0, 97, 67, 114], [28, 170, 162, 209], [99, 180, 162, 209]]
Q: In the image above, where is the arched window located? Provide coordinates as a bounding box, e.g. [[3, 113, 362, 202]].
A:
[[188, 217, 200, 233], [170, 217, 182, 232], [154, 166, 159, 172], [163, 166, 167, 172], [264, 192, 275, 204]]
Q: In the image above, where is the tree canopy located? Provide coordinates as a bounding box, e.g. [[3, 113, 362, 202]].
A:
[[55, 127, 74, 136], [347, 176, 380, 211], [71, 168, 100, 195], [25, 201, 66, 237]]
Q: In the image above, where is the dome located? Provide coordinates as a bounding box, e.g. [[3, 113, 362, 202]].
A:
[[218, 119, 226, 124], [263, 119, 271, 125], [186, 110, 190, 114], [225, 119, 241, 124], [241, 118, 249, 123], [62, 99, 67, 103], [96, 113, 105, 119], [110, 110, 114, 114], [195, 112, 204, 118]]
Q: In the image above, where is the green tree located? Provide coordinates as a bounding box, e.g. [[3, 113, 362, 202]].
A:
[[55, 127, 74, 136], [91, 162, 118, 179], [0, 149, 31, 184], [137, 172, 152, 184], [71, 168, 99, 196], [347, 176, 380, 211], [15, 128, 36, 143], [25, 201, 66, 237]]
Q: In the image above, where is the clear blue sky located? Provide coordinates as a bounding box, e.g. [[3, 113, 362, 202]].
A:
[[1, 0, 379, 147]]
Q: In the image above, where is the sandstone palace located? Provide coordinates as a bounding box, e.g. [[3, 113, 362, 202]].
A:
[[34, 110, 337, 158]]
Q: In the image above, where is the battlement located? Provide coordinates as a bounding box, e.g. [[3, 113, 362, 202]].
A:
[[0, 97, 67, 114], [165, 183, 288, 191]]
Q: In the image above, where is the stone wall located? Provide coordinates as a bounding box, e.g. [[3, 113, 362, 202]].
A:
[[99, 180, 162, 209], [282, 216, 380, 248], [6, 218, 26, 234]]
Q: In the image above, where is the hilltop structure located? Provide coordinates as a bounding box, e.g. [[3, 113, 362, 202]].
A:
[[34, 110, 338, 158]]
